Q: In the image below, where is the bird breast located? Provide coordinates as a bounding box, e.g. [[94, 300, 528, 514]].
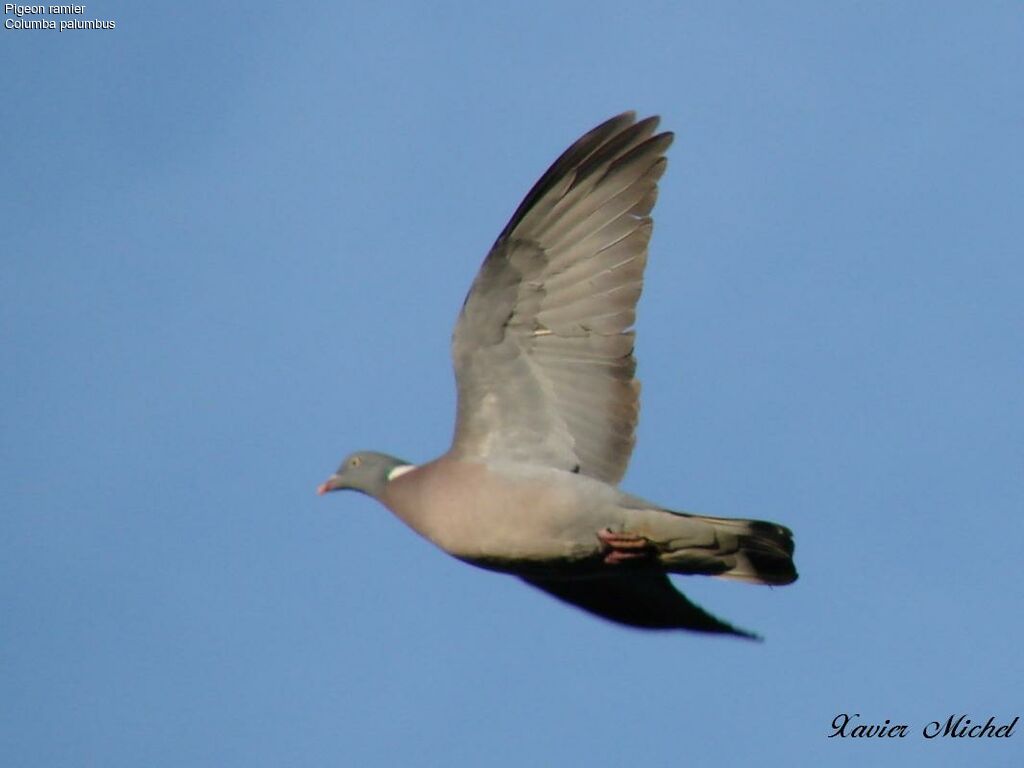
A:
[[381, 458, 613, 572]]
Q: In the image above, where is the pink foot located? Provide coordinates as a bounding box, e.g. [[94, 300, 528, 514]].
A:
[[597, 528, 656, 565]]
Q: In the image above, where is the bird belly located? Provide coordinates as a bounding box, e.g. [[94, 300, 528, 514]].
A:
[[385, 461, 616, 574]]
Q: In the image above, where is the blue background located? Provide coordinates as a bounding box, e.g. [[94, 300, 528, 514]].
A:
[[3, 2, 1021, 766]]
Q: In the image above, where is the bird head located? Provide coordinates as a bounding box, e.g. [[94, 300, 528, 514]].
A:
[[317, 451, 412, 499]]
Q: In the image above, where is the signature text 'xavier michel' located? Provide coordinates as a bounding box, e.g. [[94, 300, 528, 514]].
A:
[[830, 713, 1018, 740]]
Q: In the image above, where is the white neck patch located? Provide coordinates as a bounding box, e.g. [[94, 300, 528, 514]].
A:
[[387, 464, 416, 482]]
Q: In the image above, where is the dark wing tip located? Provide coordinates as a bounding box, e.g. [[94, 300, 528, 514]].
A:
[[522, 571, 762, 640], [496, 112, 661, 243]]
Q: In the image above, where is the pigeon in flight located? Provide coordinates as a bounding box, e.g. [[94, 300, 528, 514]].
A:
[[319, 112, 797, 637]]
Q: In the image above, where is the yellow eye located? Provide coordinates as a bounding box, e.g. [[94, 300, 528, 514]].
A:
[[349, 456, 362, 468]]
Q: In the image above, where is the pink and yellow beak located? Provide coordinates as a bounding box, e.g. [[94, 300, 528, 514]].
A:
[[317, 476, 342, 495]]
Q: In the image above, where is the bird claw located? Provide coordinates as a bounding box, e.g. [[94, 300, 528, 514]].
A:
[[597, 528, 656, 565]]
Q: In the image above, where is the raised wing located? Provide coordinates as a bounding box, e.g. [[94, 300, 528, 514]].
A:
[[450, 112, 673, 483]]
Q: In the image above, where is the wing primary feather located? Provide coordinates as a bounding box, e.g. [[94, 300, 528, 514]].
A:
[[496, 112, 638, 244]]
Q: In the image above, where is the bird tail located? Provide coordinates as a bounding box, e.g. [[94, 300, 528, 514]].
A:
[[653, 511, 797, 586]]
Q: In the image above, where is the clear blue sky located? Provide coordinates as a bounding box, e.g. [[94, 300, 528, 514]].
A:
[[3, 2, 1022, 766]]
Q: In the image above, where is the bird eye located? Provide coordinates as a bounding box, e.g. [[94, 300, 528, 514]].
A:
[[349, 456, 362, 468]]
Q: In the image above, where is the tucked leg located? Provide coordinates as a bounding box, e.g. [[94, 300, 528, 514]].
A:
[[597, 528, 657, 565]]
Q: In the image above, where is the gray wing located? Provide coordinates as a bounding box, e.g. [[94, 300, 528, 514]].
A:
[[450, 113, 674, 484]]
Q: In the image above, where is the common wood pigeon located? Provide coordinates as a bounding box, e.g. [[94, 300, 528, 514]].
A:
[[319, 112, 797, 638]]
